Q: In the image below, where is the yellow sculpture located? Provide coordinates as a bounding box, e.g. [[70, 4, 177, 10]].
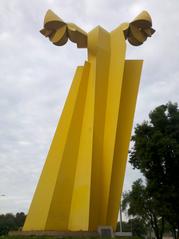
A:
[[23, 10, 155, 232]]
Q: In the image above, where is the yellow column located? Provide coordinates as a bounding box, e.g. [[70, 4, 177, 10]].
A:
[[45, 62, 91, 230], [87, 26, 111, 230], [68, 61, 94, 231], [23, 62, 90, 231], [107, 59, 143, 229], [101, 26, 126, 225]]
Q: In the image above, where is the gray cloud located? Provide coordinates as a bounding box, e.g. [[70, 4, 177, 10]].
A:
[[0, 0, 179, 215]]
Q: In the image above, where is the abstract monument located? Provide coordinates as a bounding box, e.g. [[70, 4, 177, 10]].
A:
[[23, 10, 155, 232]]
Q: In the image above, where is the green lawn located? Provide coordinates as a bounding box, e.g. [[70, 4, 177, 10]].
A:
[[0, 236, 143, 239]]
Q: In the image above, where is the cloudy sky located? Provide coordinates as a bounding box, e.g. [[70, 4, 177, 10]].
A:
[[0, 0, 179, 215]]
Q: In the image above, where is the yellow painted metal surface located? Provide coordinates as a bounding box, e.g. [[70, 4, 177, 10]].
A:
[[88, 26, 111, 230], [68, 61, 94, 231], [23, 10, 155, 232], [100, 26, 126, 227], [23, 66, 84, 230], [107, 59, 143, 229]]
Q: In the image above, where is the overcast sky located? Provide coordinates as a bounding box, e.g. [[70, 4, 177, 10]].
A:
[[0, 0, 179, 215]]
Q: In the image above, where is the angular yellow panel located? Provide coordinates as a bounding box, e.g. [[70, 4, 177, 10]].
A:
[[107, 60, 143, 229], [100, 26, 126, 226], [23, 63, 90, 231], [68, 61, 95, 231], [87, 26, 111, 230], [45, 62, 91, 230]]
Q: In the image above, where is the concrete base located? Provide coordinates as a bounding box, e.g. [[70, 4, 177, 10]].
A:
[[9, 230, 99, 237], [98, 226, 114, 238]]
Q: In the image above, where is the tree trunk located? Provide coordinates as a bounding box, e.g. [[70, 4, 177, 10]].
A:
[[151, 214, 162, 239], [159, 217, 165, 239], [177, 222, 179, 239], [172, 226, 176, 239]]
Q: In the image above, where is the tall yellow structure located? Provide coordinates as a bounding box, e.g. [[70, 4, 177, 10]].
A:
[[23, 10, 155, 232]]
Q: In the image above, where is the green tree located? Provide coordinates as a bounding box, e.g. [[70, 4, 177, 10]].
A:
[[116, 221, 132, 232], [0, 212, 26, 235], [129, 218, 147, 238], [117, 218, 147, 238], [0, 213, 16, 235], [15, 212, 26, 228], [129, 102, 179, 238], [122, 179, 164, 239]]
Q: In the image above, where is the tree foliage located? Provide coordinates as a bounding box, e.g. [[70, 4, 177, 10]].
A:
[[129, 102, 179, 238], [0, 212, 26, 235], [122, 179, 164, 239], [129, 218, 147, 238], [116, 217, 147, 237]]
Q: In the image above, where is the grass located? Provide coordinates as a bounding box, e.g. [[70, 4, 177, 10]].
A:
[[1, 237, 98, 239], [0, 236, 143, 239]]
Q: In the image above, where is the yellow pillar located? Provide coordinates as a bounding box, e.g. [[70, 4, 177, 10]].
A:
[[100, 25, 126, 227], [68, 61, 94, 230], [23, 63, 91, 230], [87, 26, 111, 230], [107, 59, 143, 229]]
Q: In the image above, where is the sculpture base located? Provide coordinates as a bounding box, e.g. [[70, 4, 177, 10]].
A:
[[9, 230, 99, 237]]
